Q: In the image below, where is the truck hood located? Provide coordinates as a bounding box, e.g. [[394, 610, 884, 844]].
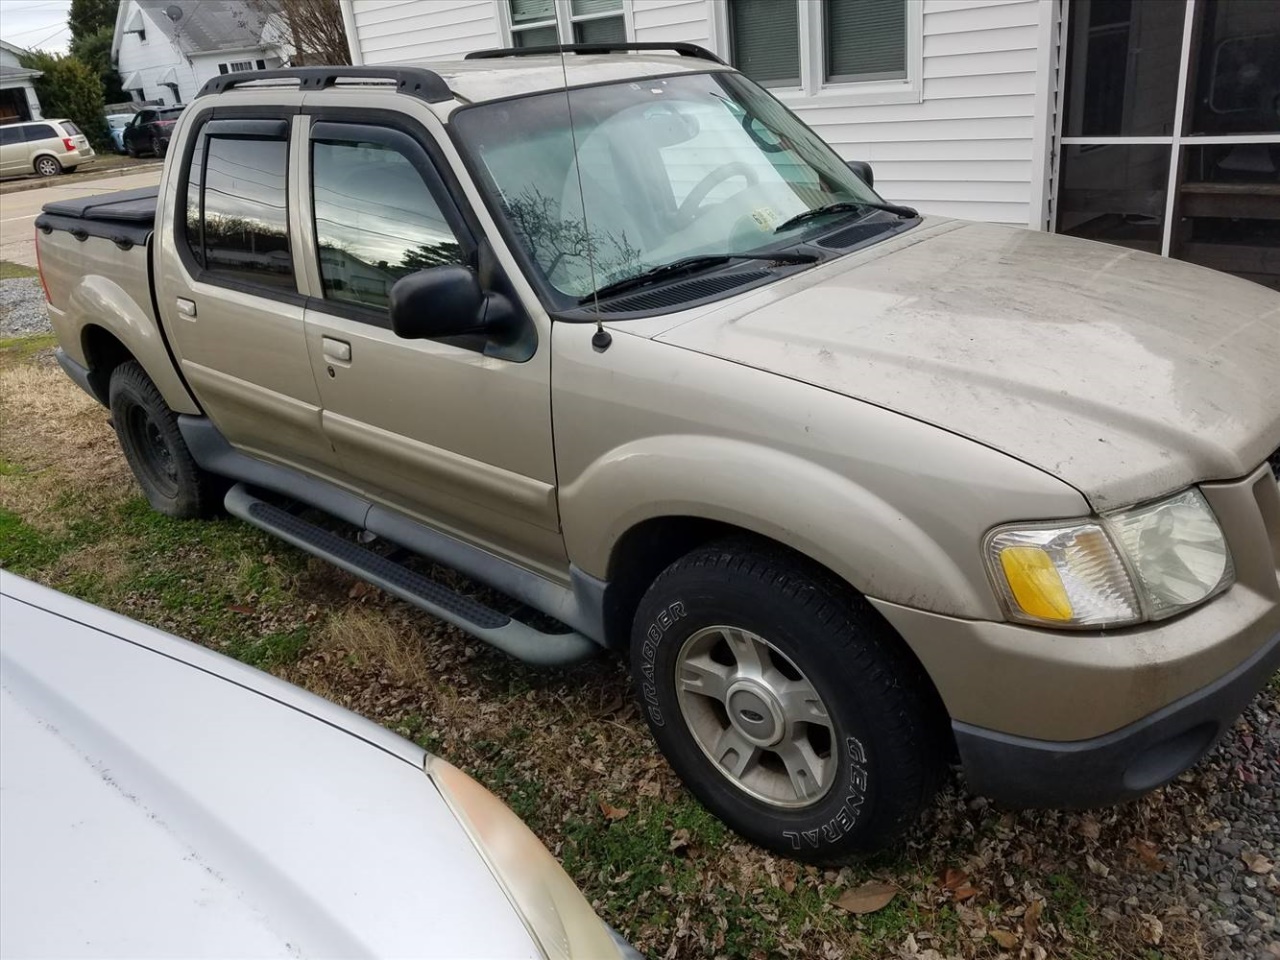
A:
[[657, 219, 1280, 510]]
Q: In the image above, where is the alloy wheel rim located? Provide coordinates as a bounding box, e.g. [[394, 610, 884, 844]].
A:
[[674, 625, 837, 808]]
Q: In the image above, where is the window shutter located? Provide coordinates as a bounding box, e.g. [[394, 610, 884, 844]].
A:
[[826, 0, 907, 81], [729, 0, 799, 86], [510, 0, 555, 24], [570, 0, 622, 13]]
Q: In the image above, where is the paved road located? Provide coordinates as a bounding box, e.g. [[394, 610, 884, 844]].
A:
[[0, 169, 162, 267]]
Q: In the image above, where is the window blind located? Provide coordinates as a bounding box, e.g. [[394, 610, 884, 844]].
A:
[[729, 0, 800, 86], [826, 0, 907, 81]]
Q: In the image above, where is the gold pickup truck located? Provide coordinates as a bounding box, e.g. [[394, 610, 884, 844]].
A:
[[35, 45, 1280, 864]]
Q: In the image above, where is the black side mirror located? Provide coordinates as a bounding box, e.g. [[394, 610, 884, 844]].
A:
[[389, 265, 487, 341], [846, 160, 874, 189]]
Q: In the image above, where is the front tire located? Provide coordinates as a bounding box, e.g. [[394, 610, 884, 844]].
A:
[[631, 541, 947, 863], [109, 361, 223, 518]]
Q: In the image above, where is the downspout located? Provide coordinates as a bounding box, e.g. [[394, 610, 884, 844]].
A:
[[338, 0, 363, 65]]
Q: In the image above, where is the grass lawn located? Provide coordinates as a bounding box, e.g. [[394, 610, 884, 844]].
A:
[[0, 334, 1243, 959], [0, 261, 39, 281]]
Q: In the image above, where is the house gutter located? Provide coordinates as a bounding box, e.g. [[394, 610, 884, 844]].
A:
[[338, 0, 363, 65]]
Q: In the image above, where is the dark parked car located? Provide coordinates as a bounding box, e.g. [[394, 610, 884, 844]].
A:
[[122, 106, 184, 158]]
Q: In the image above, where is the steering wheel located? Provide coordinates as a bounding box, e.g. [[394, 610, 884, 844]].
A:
[[676, 162, 760, 223]]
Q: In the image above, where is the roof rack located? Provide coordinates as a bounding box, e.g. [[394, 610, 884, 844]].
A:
[[196, 67, 453, 103], [465, 42, 726, 65]]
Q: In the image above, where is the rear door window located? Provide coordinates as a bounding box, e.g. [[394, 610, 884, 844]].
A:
[[185, 133, 295, 293]]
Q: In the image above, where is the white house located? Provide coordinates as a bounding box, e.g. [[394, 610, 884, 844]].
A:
[[112, 0, 291, 106], [338, 0, 1280, 290], [0, 38, 43, 124]]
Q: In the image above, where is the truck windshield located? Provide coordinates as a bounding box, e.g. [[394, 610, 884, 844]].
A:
[[451, 71, 893, 304]]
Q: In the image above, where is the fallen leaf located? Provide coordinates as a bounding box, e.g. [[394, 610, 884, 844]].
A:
[[835, 881, 897, 915], [1139, 913, 1163, 945], [1129, 838, 1166, 872], [227, 603, 254, 615], [1086, 853, 1110, 878], [941, 867, 968, 891], [348, 580, 376, 600], [1024, 899, 1044, 939], [668, 827, 691, 854], [599, 801, 629, 821], [1243, 851, 1274, 874], [782, 878, 796, 894], [990, 929, 1020, 949], [1078, 817, 1101, 840], [952, 884, 980, 903]]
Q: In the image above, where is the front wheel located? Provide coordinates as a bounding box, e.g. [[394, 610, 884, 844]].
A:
[[109, 361, 224, 518], [631, 541, 947, 863]]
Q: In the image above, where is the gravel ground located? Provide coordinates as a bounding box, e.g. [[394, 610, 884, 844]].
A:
[[0, 277, 51, 337]]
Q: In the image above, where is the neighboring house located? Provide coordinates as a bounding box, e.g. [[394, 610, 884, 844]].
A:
[[0, 39, 42, 125], [338, 0, 1280, 290], [112, 0, 291, 106]]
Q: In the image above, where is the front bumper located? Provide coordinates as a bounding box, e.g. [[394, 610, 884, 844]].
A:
[[954, 627, 1280, 808]]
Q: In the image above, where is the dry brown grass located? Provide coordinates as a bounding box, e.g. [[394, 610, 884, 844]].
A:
[[316, 605, 436, 689], [0, 354, 132, 530]]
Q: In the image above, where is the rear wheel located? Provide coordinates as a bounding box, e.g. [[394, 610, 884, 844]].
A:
[[34, 155, 61, 177], [109, 361, 224, 518], [630, 540, 947, 862], [151, 135, 167, 158]]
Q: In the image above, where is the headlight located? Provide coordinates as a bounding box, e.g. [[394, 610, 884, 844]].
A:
[[986, 489, 1233, 628], [425, 756, 635, 960], [1104, 488, 1233, 619]]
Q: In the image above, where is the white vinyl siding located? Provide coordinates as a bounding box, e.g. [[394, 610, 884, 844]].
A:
[[345, 0, 1057, 226], [352, 0, 502, 64], [630, 0, 711, 47], [767, 0, 1045, 225]]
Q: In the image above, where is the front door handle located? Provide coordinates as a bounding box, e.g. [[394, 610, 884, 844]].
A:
[[322, 337, 351, 363], [176, 297, 196, 319]]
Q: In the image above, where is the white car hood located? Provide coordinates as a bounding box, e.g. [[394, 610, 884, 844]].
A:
[[0, 575, 538, 960], [657, 219, 1280, 510]]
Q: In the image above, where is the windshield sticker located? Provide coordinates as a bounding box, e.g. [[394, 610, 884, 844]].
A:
[[750, 207, 781, 231]]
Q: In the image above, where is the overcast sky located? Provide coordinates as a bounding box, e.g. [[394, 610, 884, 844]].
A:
[[1, 0, 74, 55]]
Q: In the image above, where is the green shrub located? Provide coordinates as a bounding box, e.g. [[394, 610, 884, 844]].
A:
[[18, 51, 110, 150]]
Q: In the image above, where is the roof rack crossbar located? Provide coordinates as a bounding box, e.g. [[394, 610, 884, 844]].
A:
[[464, 42, 726, 65], [196, 67, 454, 103]]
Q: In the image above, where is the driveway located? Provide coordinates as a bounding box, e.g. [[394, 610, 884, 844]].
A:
[[0, 169, 163, 268]]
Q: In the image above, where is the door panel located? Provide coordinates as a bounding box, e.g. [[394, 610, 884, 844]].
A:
[[299, 118, 563, 573], [155, 106, 337, 476]]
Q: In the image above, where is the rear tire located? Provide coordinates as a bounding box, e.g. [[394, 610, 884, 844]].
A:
[[630, 540, 947, 863], [109, 361, 224, 518], [151, 135, 167, 158], [34, 156, 61, 177]]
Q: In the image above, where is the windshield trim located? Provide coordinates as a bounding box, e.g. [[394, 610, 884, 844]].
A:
[[445, 70, 907, 322]]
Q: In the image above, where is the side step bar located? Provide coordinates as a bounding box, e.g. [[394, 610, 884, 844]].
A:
[[224, 484, 600, 667]]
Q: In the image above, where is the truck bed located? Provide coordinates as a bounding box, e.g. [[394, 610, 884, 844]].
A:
[[37, 186, 157, 247]]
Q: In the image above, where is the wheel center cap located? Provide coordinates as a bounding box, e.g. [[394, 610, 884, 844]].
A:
[[726, 681, 785, 747]]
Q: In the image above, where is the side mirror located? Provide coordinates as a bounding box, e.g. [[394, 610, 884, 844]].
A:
[[846, 160, 874, 189], [389, 265, 486, 341]]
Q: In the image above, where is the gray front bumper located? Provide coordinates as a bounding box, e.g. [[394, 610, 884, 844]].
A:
[[954, 627, 1280, 809]]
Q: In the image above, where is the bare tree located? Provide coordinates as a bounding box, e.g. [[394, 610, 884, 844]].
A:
[[242, 0, 351, 67]]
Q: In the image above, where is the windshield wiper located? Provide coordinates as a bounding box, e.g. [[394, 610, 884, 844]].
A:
[[581, 251, 816, 303], [773, 200, 918, 235]]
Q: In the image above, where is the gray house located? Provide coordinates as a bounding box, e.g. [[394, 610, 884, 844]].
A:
[[0, 39, 43, 125]]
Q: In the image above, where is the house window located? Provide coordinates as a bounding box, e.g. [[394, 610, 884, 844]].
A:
[[506, 0, 627, 47], [728, 0, 799, 87], [727, 0, 913, 90]]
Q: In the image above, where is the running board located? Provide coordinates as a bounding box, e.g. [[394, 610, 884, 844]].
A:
[[224, 484, 600, 667]]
